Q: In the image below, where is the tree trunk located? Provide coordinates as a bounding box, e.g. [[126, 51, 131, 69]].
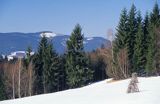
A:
[[18, 58, 21, 98], [12, 67, 15, 99], [28, 63, 33, 96]]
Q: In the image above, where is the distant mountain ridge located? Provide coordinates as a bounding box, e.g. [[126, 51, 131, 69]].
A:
[[0, 32, 110, 55]]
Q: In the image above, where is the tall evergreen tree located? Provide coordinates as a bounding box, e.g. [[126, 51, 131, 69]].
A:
[[115, 8, 128, 49], [57, 55, 67, 91], [113, 8, 131, 78], [145, 24, 156, 74], [154, 2, 160, 74], [145, 2, 160, 75], [65, 24, 93, 88], [133, 11, 145, 73], [136, 11, 142, 25], [142, 12, 151, 75], [33, 36, 48, 94], [0, 73, 6, 100], [150, 2, 160, 27], [143, 12, 150, 60], [34, 36, 62, 93], [126, 4, 137, 72], [44, 42, 61, 92]]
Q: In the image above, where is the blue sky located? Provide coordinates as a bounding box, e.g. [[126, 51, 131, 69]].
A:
[[0, 0, 158, 38]]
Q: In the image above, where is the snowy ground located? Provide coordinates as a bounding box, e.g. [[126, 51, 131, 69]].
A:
[[1, 77, 160, 104]]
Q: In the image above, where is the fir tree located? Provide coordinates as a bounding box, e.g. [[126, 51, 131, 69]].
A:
[[136, 11, 142, 25], [34, 36, 63, 93], [65, 24, 93, 88], [145, 24, 156, 74], [133, 11, 145, 73], [113, 8, 130, 78], [57, 55, 67, 91], [145, 2, 160, 75], [44, 42, 61, 92], [143, 12, 150, 62], [0, 73, 6, 100], [115, 8, 128, 50], [126, 4, 137, 72], [33, 36, 48, 94], [150, 2, 160, 27], [151, 2, 160, 74]]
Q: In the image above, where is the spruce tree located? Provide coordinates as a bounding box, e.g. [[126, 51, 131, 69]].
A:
[[34, 36, 63, 93], [44, 42, 61, 92], [113, 8, 130, 78], [126, 4, 137, 72], [133, 11, 145, 73], [65, 24, 93, 88], [150, 2, 160, 27], [58, 55, 67, 91], [152, 2, 160, 74], [145, 2, 160, 75], [0, 74, 6, 100], [136, 11, 142, 25], [115, 8, 128, 50], [145, 24, 156, 74], [143, 12, 150, 62], [33, 36, 48, 94]]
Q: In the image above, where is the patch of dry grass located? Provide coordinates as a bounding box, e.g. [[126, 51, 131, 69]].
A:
[[107, 79, 122, 83]]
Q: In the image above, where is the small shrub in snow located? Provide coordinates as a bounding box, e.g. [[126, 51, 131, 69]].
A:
[[127, 73, 139, 93]]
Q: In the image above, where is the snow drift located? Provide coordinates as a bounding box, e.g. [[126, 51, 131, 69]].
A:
[[1, 77, 160, 104]]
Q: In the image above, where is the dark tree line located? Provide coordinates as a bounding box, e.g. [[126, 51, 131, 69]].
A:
[[0, 24, 108, 100], [114, 2, 160, 77]]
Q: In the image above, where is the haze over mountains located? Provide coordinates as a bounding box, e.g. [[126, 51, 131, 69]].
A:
[[0, 32, 110, 55]]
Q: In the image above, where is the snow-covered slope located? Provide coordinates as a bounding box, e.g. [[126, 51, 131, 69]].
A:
[[1, 77, 160, 104]]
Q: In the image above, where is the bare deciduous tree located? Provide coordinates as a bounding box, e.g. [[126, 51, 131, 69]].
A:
[[116, 48, 129, 79], [18, 58, 22, 98], [100, 48, 129, 80], [1, 59, 35, 99], [28, 62, 35, 96], [2, 61, 19, 99]]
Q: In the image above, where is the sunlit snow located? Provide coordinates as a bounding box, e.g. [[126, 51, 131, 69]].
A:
[[1, 77, 160, 104]]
